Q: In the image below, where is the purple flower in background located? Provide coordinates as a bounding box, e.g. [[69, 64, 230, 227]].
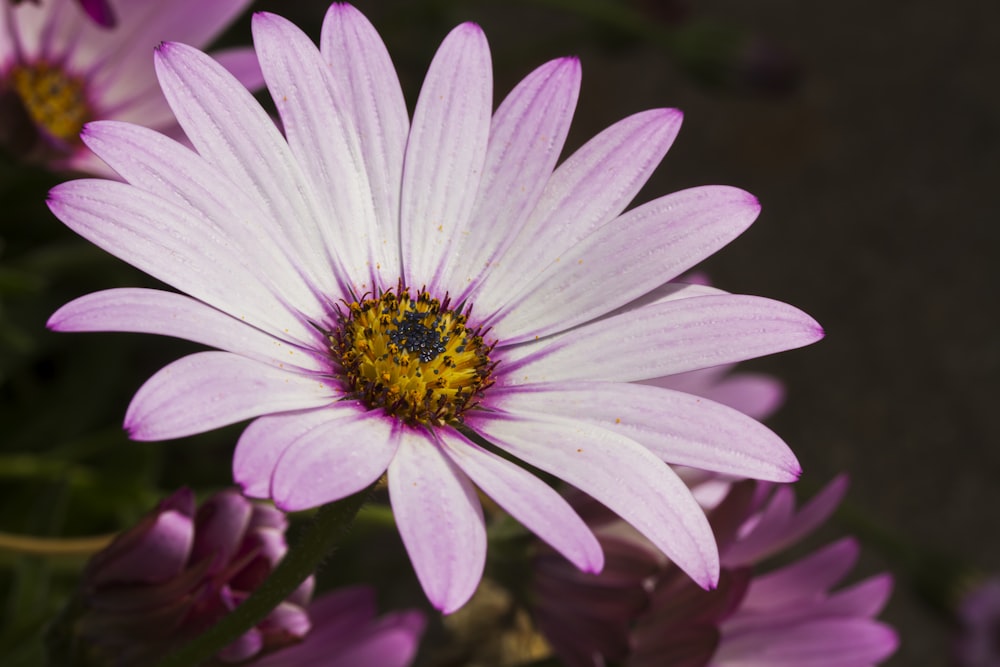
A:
[[955, 577, 1000, 667], [9, 0, 115, 28], [69, 488, 424, 667], [76, 488, 315, 665], [532, 476, 899, 666], [47, 3, 822, 612], [0, 0, 261, 172]]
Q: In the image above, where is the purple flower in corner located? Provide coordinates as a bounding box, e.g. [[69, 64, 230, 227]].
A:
[[532, 476, 899, 666], [47, 3, 822, 612], [0, 0, 260, 172], [64, 488, 424, 667]]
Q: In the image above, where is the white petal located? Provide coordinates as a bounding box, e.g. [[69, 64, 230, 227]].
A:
[[399, 23, 491, 292], [438, 428, 603, 573], [388, 429, 486, 613], [125, 352, 338, 441], [468, 412, 719, 588], [488, 382, 800, 482]]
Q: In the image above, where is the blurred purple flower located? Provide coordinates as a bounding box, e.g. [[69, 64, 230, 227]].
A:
[[47, 2, 822, 613], [0, 0, 261, 172], [955, 577, 1000, 667], [73, 488, 424, 667], [9, 0, 114, 27], [533, 476, 899, 666]]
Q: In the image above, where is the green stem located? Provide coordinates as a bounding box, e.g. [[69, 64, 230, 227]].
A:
[[154, 486, 374, 667]]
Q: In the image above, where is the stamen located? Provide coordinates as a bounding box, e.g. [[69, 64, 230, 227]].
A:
[[330, 282, 495, 426], [9, 62, 91, 143]]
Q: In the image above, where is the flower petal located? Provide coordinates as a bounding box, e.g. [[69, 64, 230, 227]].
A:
[[723, 475, 848, 566], [80, 120, 327, 321], [438, 428, 603, 573], [48, 288, 328, 373], [399, 22, 492, 292], [741, 538, 860, 610], [644, 366, 786, 421], [491, 186, 761, 343], [498, 294, 823, 383], [320, 3, 408, 283], [478, 108, 683, 303], [153, 41, 345, 300], [488, 382, 800, 482], [271, 409, 401, 511], [443, 57, 582, 304], [47, 179, 321, 348], [715, 618, 899, 667], [468, 412, 719, 588], [125, 352, 337, 441], [387, 429, 486, 613], [253, 12, 387, 295], [234, 408, 359, 499]]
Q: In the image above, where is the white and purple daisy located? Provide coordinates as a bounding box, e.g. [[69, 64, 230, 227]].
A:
[[0, 0, 259, 172], [47, 3, 823, 612]]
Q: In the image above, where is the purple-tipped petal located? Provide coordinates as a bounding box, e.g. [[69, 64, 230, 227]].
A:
[[48, 288, 328, 374], [234, 408, 356, 499], [444, 57, 582, 304], [47, 179, 322, 349], [79, 120, 327, 321], [468, 412, 719, 588], [479, 108, 683, 303], [271, 410, 400, 511], [491, 186, 761, 343], [125, 352, 337, 441], [488, 382, 800, 482], [253, 12, 387, 295], [439, 428, 604, 573], [320, 3, 408, 283], [498, 294, 824, 383], [388, 430, 486, 613], [400, 22, 492, 292]]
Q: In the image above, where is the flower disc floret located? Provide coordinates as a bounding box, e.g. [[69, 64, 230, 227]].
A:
[[10, 62, 91, 143], [331, 284, 495, 426]]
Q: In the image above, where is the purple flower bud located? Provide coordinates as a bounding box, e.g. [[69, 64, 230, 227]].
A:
[[74, 488, 313, 666]]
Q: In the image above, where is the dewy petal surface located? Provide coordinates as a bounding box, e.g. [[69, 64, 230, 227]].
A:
[[400, 22, 492, 292], [499, 294, 824, 383], [489, 382, 800, 482], [46, 180, 321, 348], [388, 430, 486, 613], [468, 412, 719, 587], [125, 352, 337, 441]]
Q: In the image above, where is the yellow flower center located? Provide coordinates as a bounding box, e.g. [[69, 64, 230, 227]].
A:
[[9, 62, 91, 143], [331, 284, 495, 426]]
